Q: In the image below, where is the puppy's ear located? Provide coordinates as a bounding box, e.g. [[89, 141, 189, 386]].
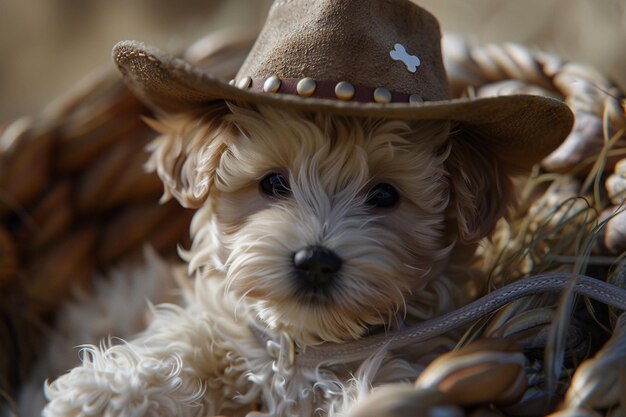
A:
[[445, 133, 517, 243], [144, 105, 231, 209]]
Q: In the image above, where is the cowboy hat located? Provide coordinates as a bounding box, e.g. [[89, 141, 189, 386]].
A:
[[112, 0, 574, 169]]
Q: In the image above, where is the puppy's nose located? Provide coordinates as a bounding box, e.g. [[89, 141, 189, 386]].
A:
[[293, 245, 342, 287]]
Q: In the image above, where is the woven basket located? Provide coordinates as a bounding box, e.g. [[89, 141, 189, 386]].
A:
[[1, 29, 625, 416]]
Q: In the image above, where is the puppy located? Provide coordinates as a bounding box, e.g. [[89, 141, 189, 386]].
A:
[[43, 103, 515, 417]]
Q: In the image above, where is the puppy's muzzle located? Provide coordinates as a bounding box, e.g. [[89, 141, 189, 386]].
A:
[[293, 245, 342, 289]]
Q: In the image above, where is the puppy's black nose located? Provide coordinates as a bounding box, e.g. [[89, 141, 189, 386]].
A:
[[293, 245, 342, 287]]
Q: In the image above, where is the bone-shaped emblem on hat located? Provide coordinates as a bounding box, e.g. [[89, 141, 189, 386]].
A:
[[389, 43, 421, 73]]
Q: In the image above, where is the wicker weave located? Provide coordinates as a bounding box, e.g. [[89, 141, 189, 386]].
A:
[[1, 30, 625, 416]]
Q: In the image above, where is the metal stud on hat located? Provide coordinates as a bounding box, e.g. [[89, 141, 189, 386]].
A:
[[335, 81, 355, 101], [373, 87, 392, 103], [263, 75, 281, 93], [296, 78, 317, 97], [237, 76, 252, 89]]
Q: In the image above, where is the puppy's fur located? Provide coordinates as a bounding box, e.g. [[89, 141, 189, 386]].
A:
[[43, 104, 514, 417]]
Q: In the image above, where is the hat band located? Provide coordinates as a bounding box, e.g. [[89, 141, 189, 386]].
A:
[[231, 76, 425, 104]]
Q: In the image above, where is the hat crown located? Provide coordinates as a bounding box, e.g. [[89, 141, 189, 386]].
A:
[[236, 0, 452, 101]]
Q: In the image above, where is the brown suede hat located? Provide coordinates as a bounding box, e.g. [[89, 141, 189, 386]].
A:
[[113, 0, 574, 169]]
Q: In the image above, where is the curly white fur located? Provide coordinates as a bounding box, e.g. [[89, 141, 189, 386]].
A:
[[16, 248, 179, 417], [42, 104, 515, 417]]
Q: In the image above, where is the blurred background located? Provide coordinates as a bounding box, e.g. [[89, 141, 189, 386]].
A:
[[1, 0, 625, 123]]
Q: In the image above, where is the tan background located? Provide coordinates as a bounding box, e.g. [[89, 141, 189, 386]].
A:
[[1, 0, 625, 123]]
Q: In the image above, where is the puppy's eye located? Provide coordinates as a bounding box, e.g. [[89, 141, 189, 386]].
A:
[[366, 183, 399, 208], [260, 172, 291, 198]]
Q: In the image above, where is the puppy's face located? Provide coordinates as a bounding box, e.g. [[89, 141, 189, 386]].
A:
[[149, 104, 512, 345]]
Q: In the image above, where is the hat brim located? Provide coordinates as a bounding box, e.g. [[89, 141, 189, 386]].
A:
[[113, 40, 574, 171]]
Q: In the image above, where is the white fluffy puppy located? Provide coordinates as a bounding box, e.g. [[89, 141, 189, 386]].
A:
[[43, 103, 514, 417]]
